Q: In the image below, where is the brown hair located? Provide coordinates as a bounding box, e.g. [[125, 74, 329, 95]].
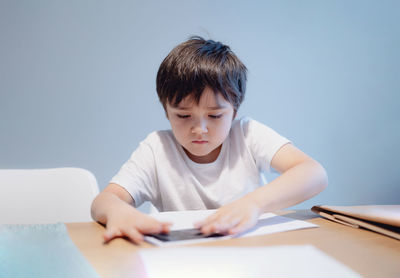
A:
[[156, 36, 247, 112]]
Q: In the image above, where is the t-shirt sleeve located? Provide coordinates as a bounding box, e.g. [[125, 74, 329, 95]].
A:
[[110, 139, 157, 208], [242, 117, 290, 173]]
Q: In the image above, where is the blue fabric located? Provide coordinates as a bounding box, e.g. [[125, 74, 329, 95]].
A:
[[0, 223, 99, 278]]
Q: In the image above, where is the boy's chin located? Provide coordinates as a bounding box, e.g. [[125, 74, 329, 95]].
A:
[[185, 145, 217, 156]]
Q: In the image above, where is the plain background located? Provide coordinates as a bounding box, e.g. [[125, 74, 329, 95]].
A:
[[1, 0, 399, 212]]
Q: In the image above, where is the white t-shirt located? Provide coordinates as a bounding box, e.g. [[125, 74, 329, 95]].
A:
[[111, 117, 290, 211]]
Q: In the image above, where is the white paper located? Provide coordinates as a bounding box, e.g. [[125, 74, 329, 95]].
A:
[[139, 245, 361, 278], [145, 210, 317, 246]]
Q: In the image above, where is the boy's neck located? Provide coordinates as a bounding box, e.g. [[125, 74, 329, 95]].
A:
[[183, 144, 222, 164]]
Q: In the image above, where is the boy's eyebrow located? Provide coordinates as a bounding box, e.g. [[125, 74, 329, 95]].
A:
[[207, 105, 228, 110], [173, 104, 228, 110]]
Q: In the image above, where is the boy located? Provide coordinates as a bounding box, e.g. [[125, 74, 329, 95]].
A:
[[91, 36, 328, 244]]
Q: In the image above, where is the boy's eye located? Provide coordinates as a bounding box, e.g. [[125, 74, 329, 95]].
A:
[[177, 114, 190, 119], [209, 114, 222, 119]]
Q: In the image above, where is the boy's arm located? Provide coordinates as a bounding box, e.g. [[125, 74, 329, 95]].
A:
[[195, 143, 328, 235], [252, 143, 327, 212], [91, 183, 171, 244]]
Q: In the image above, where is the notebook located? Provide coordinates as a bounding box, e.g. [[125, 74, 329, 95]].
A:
[[311, 205, 400, 240]]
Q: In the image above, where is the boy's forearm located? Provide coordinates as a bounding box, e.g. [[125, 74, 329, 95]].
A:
[[248, 159, 328, 213], [91, 192, 134, 224]]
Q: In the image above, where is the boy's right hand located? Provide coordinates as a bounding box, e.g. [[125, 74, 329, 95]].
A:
[[103, 206, 172, 244], [91, 183, 172, 244]]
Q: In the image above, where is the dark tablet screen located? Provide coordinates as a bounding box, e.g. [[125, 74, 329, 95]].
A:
[[146, 228, 225, 242]]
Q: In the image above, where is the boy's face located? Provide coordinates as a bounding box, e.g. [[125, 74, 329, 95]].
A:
[[166, 87, 235, 164]]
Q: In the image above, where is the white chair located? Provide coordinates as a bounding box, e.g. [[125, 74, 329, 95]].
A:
[[0, 168, 99, 224]]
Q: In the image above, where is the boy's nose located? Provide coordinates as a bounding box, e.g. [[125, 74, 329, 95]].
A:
[[191, 119, 208, 134]]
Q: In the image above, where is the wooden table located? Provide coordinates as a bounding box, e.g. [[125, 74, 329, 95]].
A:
[[66, 210, 400, 278]]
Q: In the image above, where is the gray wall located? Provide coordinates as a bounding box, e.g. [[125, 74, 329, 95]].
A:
[[1, 0, 399, 210]]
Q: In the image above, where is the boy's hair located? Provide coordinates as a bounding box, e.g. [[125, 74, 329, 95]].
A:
[[156, 36, 247, 112]]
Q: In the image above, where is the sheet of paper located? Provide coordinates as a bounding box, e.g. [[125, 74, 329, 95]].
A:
[[145, 210, 317, 246], [0, 223, 100, 278], [139, 245, 361, 278]]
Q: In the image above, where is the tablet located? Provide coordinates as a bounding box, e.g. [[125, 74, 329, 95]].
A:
[[145, 228, 225, 245]]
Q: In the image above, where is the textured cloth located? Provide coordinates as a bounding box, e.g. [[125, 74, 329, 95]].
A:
[[0, 223, 99, 278], [111, 117, 290, 211]]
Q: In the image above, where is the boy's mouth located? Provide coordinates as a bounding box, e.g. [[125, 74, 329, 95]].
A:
[[192, 140, 208, 144]]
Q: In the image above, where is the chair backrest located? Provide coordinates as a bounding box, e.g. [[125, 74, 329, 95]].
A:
[[0, 168, 99, 224]]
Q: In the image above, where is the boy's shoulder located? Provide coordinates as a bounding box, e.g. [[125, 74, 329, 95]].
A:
[[232, 116, 250, 127], [141, 129, 176, 149], [232, 116, 284, 140], [232, 116, 261, 134], [232, 116, 264, 127]]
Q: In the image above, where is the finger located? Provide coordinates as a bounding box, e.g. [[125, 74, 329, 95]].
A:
[[201, 224, 222, 235], [138, 219, 172, 237], [228, 219, 253, 235], [141, 220, 172, 235], [193, 220, 204, 229], [161, 222, 172, 233], [203, 216, 242, 235], [103, 227, 122, 243], [200, 210, 242, 233], [197, 214, 220, 233], [200, 219, 228, 235], [194, 210, 226, 229], [123, 227, 144, 244]]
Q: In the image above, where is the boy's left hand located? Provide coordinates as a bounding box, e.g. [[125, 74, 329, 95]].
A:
[[194, 196, 261, 235]]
